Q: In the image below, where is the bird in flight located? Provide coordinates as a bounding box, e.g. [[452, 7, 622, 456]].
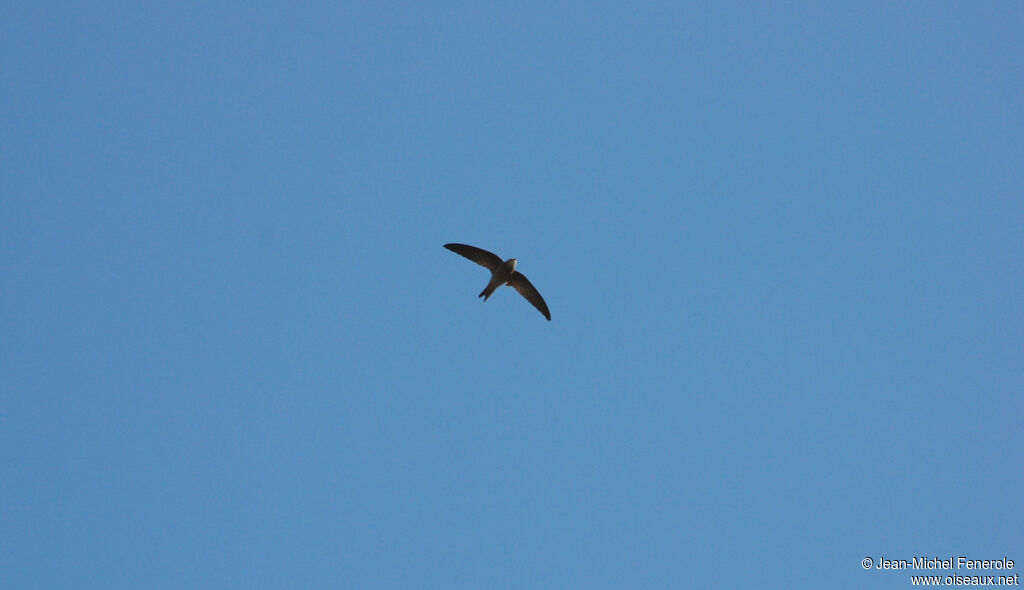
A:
[[444, 243, 551, 321]]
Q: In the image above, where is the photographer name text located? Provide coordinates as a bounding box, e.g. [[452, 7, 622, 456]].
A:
[[873, 557, 1014, 570]]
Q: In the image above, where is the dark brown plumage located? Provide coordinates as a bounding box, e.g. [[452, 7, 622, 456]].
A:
[[444, 243, 551, 321]]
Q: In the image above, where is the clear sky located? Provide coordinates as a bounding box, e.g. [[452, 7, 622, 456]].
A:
[[2, 2, 1021, 588]]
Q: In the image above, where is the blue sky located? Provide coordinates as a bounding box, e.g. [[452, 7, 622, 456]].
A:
[[2, 2, 1021, 588]]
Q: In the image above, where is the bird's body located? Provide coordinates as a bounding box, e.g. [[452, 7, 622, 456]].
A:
[[478, 257, 517, 300], [444, 243, 551, 321]]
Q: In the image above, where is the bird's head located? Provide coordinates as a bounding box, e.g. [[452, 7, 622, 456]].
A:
[[505, 258, 517, 271]]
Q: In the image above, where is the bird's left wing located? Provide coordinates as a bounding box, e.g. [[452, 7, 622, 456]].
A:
[[444, 243, 503, 271], [509, 272, 551, 321]]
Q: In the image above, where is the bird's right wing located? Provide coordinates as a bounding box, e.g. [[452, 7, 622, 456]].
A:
[[509, 272, 551, 321], [444, 243, 503, 271]]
